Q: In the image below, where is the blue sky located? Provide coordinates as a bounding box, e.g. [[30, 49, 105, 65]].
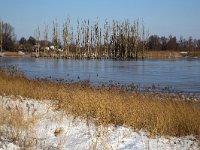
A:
[[0, 0, 200, 40]]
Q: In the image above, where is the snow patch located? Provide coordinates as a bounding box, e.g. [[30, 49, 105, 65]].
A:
[[0, 96, 199, 149]]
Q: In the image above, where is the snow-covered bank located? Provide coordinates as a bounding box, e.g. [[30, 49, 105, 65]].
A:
[[0, 96, 199, 150]]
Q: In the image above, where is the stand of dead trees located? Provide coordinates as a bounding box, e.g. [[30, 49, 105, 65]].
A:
[[35, 18, 149, 59]]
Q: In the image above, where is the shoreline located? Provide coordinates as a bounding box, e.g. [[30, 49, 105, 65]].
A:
[[1, 50, 200, 59], [0, 67, 200, 139]]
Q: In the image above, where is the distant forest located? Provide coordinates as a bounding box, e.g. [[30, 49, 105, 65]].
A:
[[0, 19, 200, 59]]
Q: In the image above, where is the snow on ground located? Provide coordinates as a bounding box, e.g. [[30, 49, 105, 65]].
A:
[[0, 96, 199, 150], [0, 136, 19, 150]]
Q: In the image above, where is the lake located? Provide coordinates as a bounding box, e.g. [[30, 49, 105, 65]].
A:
[[0, 57, 200, 94]]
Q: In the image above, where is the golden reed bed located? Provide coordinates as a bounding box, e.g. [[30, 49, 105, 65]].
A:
[[0, 67, 199, 138]]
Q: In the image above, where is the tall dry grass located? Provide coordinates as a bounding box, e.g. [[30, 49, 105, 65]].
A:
[[0, 67, 200, 137], [144, 51, 182, 59], [188, 50, 200, 57], [0, 104, 37, 147], [1, 52, 33, 57], [0, 107, 28, 130]]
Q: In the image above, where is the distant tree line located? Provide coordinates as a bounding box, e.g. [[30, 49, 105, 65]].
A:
[[147, 35, 200, 51], [0, 20, 16, 51], [1, 19, 200, 59]]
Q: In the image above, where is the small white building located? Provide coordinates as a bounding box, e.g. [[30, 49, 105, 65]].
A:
[[50, 46, 55, 50]]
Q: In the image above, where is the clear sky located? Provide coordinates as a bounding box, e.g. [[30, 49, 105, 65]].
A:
[[0, 0, 200, 40]]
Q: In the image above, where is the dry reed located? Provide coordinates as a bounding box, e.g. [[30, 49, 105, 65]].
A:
[[0, 103, 37, 147], [144, 51, 182, 59], [0, 67, 199, 138]]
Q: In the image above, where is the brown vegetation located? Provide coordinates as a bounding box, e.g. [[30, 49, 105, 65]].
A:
[[2, 51, 31, 57], [0, 67, 200, 138], [188, 50, 200, 57], [0, 102, 37, 147], [144, 51, 182, 59], [0, 106, 35, 130]]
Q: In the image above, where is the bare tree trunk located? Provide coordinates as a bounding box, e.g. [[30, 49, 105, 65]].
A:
[[35, 27, 40, 58], [116, 22, 120, 58], [104, 20, 109, 58], [94, 20, 100, 58], [141, 21, 149, 60], [53, 21, 59, 57], [119, 24, 123, 58], [112, 20, 117, 58], [125, 20, 130, 59], [141, 20, 145, 60], [44, 25, 48, 55], [76, 19, 81, 58], [99, 28, 102, 58], [86, 20, 90, 58], [63, 18, 70, 58], [70, 27, 73, 58], [90, 25, 93, 58], [83, 20, 86, 58], [0, 20, 3, 52], [133, 20, 139, 59]]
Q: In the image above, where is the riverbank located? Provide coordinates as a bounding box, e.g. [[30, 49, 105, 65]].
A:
[[1, 50, 200, 59], [0, 51, 32, 57], [145, 50, 200, 59], [0, 96, 199, 149], [0, 66, 200, 138], [144, 51, 182, 59]]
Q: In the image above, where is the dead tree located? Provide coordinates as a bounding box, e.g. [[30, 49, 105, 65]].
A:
[[0, 20, 2, 52], [86, 20, 90, 58], [141, 20, 145, 59], [116, 21, 120, 58], [44, 25, 48, 54], [133, 20, 139, 59], [119, 25, 124, 58], [99, 28, 102, 58], [63, 23, 67, 57], [94, 20, 100, 58], [90, 25, 93, 58], [35, 27, 40, 57], [83, 20, 86, 57], [70, 27, 74, 57], [125, 20, 130, 58], [83, 19, 90, 58], [76, 19, 81, 58], [112, 20, 117, 58], [63, 18, 70, 58], [52, 21, 59, 57], [140, 20, 149, 59], [104, 20, 109, 58]]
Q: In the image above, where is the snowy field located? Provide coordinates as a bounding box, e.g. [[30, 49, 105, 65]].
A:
[[0, 96, 199, 150]]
